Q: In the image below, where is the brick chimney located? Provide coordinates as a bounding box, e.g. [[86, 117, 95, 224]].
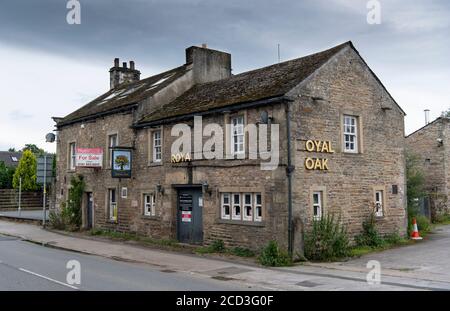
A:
[[109, 58, 141, 89], [185, 45, 231, 84]]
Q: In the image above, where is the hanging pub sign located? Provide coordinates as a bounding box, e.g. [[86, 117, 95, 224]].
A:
[[111, 148, 132, 178]]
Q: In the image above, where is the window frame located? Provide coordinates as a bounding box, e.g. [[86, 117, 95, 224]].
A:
[[374, 190, 384, 217], [69, 142, 76, 170], [221, 193, 231, 220], [343, 115, 358, 153], [254, 193, 262, 222], [107, 133, 118, 167], [312, 191, 323, 220], [143, 193, 156, 217], [230, 115, 245, 156], [152, 130, 162, 163], [108, 188, 117, 222], [243, 193, 253, 221], [232, 193, 241, 220]]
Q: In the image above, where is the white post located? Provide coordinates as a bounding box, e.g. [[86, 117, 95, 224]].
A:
[[18, 177, 22, 217], [43, 155, 47, 227]]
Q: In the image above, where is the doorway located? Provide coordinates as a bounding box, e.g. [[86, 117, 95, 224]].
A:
[[86, 192, 93, 229], [176, 187, 203, 244]]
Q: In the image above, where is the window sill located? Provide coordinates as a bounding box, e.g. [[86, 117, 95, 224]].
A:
[[106, 220, 118, 224], [148, 162, 163, 167], [216, 219, 265, 227]]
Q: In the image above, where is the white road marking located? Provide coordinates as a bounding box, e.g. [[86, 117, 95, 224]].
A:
[[18, 268, 79, 290]]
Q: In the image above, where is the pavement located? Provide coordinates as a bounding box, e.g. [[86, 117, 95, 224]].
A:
[[1, 219, 450, 291]]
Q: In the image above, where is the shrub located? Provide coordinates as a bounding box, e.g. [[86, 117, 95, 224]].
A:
[[210, 239, 226, 253], [230, 247, 255, 257], [0, 161, 15, 189], [304, 214, 351, 261], [383, 232, 403, 245], [258, 240, 292, 266], [355, 212, 385, 248], [12, 150, 38, 191], [48, 202, 73, 230]]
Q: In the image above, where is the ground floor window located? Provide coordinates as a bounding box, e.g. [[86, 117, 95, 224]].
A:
[[221, 192, 262, 222], [312, 191, 323, 220], [375, 190, 384, 217], [108, 188, 117, 221], [143, 193, 156, 216]]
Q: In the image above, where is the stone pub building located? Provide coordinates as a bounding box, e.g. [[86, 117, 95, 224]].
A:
[[54, 42, 407, 253]]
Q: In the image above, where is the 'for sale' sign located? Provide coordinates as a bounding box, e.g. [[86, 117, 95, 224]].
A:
[[76, 148, 103, 168]]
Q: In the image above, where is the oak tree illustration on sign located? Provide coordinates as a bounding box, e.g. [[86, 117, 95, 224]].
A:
[[115, 155, 129, 170]]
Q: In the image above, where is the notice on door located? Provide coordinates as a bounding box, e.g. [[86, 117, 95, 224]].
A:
[[182, 211, 192, 222]]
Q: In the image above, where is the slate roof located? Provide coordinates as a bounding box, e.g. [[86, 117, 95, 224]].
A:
[[0, 151, 22, 167], [57, 65, 189, 127], [138, 42, 352, 124]]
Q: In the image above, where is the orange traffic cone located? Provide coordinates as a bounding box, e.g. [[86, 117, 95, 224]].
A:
[[411, 218, 423, 240]]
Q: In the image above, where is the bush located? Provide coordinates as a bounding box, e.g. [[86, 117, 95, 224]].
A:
[[12, 150, 38, 191], [230, 247, 255, 257], [66, 175, 85, 228], [304, 214, 351, 261], [210, 239, 226, 253], [258, 241, 292, 266], [383, 232, 403, 245], [355, 212, 385, 248], [48, 202, 74, 231]]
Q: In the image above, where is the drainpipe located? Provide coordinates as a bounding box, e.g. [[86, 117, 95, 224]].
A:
[[285, 98, 295, 257]]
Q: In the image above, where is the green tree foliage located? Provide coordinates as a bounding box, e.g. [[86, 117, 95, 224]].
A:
[[8, 147, 16, 152], [12, 150, 38, 191], [0, 161, 16, 189], [406, 152, 425, 218], [67, 175, 85, 228], [441, 109, 450, 118], [22, 144, 45, 156]]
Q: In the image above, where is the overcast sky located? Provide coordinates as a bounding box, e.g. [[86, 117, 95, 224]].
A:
[[0, 0, 449, 152]]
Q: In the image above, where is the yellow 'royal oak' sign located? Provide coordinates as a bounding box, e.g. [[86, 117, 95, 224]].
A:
[[304, 140, 334, 171]]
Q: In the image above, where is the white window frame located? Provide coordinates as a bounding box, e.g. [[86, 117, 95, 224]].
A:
[[108, 133, 118, 166], [375, 190, 384, 217], [313, 191, 323, 220], [143, 193, 156, 217], [221, 193, 231, 220], [230, 115, 245, 155], [254, 193, 262, 222], [69, 142, 76, 170], [243, 193, 253, 221], [232, 193, 241, 220], [152, 130, 162, 163], [11, 156, 18, 162], [343, 115, 358, 153], [121, 187, 128, 199], [108, 188, 117, 221]]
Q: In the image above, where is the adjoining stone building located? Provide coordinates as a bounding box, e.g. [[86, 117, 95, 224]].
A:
[[406, 117, 450, 219], [53, 41, 407, 253]]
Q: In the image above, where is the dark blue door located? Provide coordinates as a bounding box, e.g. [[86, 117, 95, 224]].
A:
[[177, 188, 203, 244]]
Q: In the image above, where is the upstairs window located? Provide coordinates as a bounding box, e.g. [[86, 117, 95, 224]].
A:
[[231, 115, 245, 155], [69, 142, 76, 170], [343, 115, 358, 153], [108, 134, 118, 165], [153, 130, 162, 162]]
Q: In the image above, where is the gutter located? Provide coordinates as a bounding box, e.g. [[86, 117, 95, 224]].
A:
[[132, 96, 286, 128], [284, 97, 295, 257]]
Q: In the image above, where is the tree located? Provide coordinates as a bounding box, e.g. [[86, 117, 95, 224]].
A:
[[12, 150, 38, 191], [0, 161, 15, 189], [8, 147, 16, 152], [22, 144, 45, 156], [441, 109, 450, 118]]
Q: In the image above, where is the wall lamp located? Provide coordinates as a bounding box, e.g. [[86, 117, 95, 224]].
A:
[[156, 183, 165, 195], [202, 181, 212, 196]]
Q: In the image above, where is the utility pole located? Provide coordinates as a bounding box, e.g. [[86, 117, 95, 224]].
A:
[[42, 154, 47, 227], [18, 177, 22, 217]]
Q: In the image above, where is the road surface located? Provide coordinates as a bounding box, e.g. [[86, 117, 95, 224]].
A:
[[0, 234, 254, 291]]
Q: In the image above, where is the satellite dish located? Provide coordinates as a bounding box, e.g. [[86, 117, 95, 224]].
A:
[[45, 133, 56, 143]]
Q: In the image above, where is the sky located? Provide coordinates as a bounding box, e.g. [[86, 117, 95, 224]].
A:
[[0, 0, 449, 153]]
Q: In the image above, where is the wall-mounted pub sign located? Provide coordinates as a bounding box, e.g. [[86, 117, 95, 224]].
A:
[[304, 140, 334, 171], [111, 148, 132, 178]]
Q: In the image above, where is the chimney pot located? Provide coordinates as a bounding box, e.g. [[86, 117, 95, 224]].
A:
[[201, 43, 208, 49], [122, 62, 128, 69], [130, 61, 135, 70], [425, 109, 430, 125], [114, 58, 119, 67]]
